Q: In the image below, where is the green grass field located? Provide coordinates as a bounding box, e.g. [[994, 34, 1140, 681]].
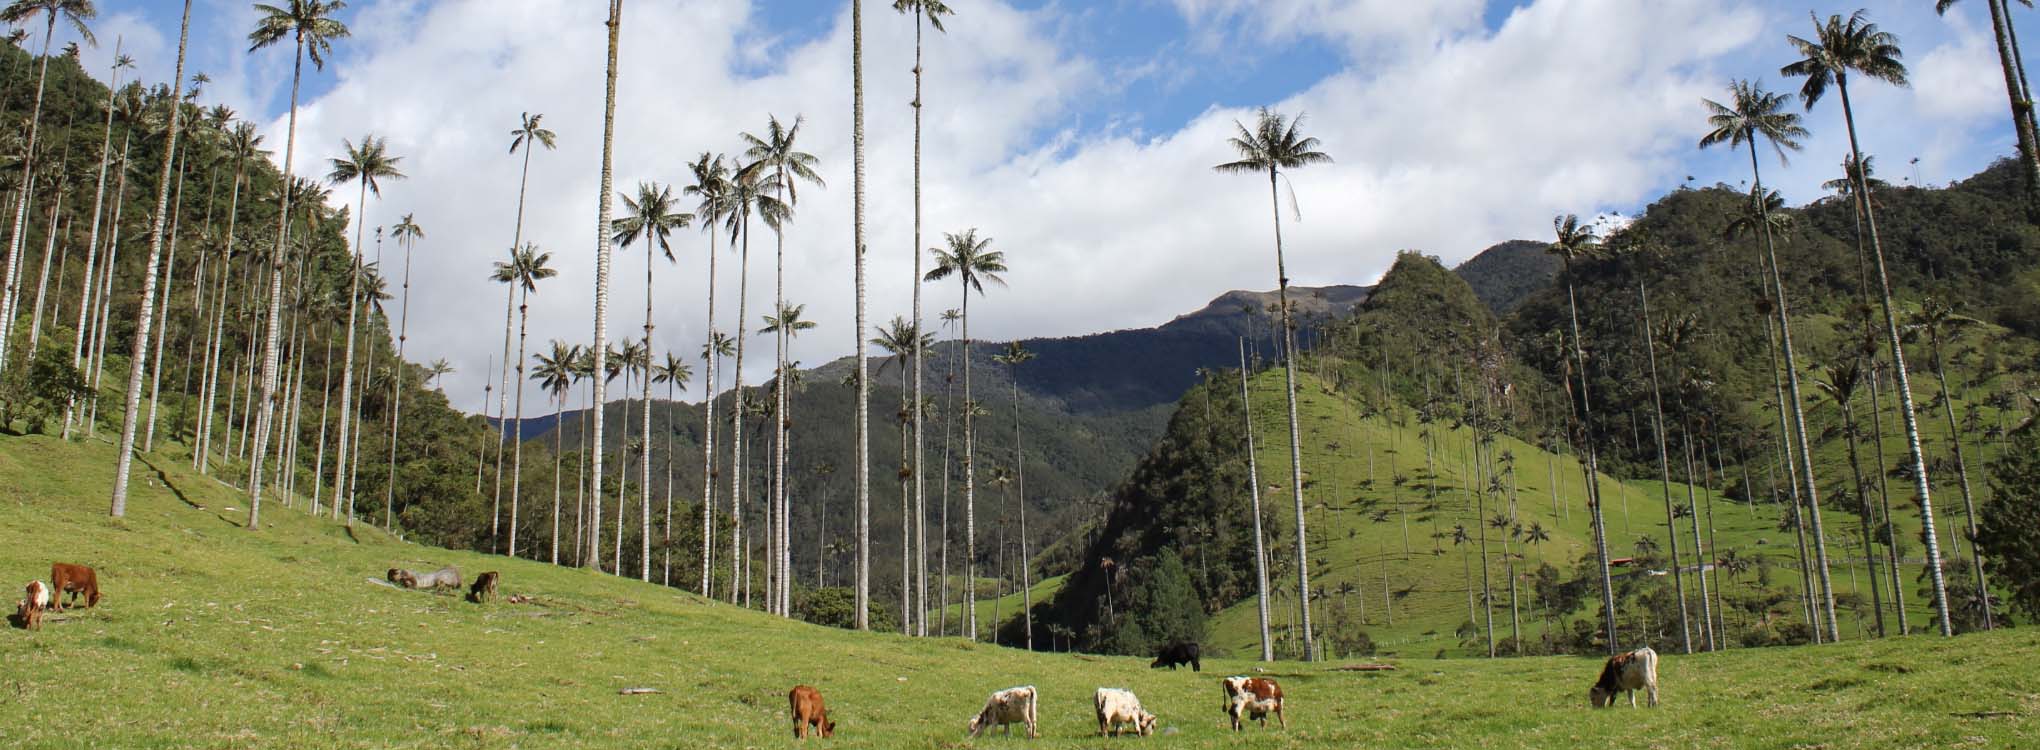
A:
[[2, 433, 2037, 748]]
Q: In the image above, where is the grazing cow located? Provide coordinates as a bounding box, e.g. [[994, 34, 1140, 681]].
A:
[[468, 571, 500, 603], [389, 567, 460, 591], [788, 685, 835, 739], [1150, 641, 1201, 672], [1589, 647, 1659, 708], [966, 685, 1038, 739], [1221, 676, 1285, 731], [1094, 688, 1157, 737], [18, 580, 49, 630], [48, 563, 99, 611]]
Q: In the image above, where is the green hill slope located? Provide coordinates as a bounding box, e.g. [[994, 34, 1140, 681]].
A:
[[3, 434, 2038, 748]]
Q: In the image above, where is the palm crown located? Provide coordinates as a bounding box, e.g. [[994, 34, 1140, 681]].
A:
[[249, 0, 349, 69], [611, 181, 693, 261], [740, 115, 825, 207], [1, 0, 96, 45], [1214, 107, 1333, 178], [891, 0, 952, 31], [925, 229, 1007, 293], [510, 111, 555, 155], [327, 133, 404, 196], [761, 302, 816, 338], [1546, 214, 1600, 265], [390, 213, 423, 245], [685, 152, 732, 229], [1780, 10, 1908, 109], [1699, 79, 1808, 162], [493, 243, 555, 293]]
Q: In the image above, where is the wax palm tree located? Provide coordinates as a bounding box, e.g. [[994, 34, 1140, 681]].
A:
[[992, 340, 1037, 650], [719, 163, 786, 598], [1813, 358, 1888, 637], [761, 300, 817, 606], [320, 133, 402, 527], [75, 51, 131, 444], [1700, 77, 1840, 640], [873, 315, 925, 634], [426, 359, 453, 390], [585, 0, 622, 570], [498, 245, 554, 558], [742, 115, 823, 616], [1214, 107, 1332, 660], [850, 0, 872, 631], [653, 353, 692, 586], [1238, 339, 1274, 661], [924, 228, 1006, 640], [247, 0, 349, 525], [613, 180, 692, 581], [1782, 10, 1952, 637], [494, 110, 555, 551], [895, 0, 951, 638], [1547, 213, 1619, 654], [108, 0, 191, 519], [685, 151, 732, 596], [1635, 274, 1693, 655], [534, 341, 575, 565], [0, 0, 94, 377], [381, 213, 423, 530], [1910, 297, 1991, 629], [1936, 0, 2040, 219]]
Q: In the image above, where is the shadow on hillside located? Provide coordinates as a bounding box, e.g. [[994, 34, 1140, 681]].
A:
[[137, 455, 203, 510]]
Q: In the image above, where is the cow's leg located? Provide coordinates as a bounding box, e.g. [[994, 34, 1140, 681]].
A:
[[1277, 705, 1287, 729], [1192, 658, 1201, 672], [792, 718, 804, 739], [1647, 683, 1659, 708], [1628, 689, 1637, 708]]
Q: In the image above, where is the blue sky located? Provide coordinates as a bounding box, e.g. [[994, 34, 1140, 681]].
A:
[[43, 0, 2032, 412]]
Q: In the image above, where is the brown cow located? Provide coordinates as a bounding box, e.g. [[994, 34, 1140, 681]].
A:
[[468, 571, 500, 603], [1221, 676, 1284, 730], [18, 580, 49, 630], [789, 685, 835, 739], [1590, 647, 1659, 708], [49, 563, 99, 611]]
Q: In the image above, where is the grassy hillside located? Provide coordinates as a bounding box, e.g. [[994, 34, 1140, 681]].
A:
[[3, 434, 2037, 748]]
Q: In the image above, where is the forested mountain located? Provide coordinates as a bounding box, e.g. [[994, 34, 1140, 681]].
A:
[[0, 39, 500, 549], [1455, 239, 1561, 315], [1016, 159, 2039, 657]]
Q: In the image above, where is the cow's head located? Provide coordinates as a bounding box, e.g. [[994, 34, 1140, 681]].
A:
[[1589, 686, 1613, 708], [821, 719, 836, 738], [1137, 711, 1158, 736], [387, 568, 402, 583], [965, 713, 984, 737]]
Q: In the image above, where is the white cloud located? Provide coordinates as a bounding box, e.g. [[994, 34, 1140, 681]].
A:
[[214, 0, 2019, 419]]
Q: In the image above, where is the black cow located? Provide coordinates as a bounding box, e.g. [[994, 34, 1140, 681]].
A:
[[1150, 642, 1201, 672]]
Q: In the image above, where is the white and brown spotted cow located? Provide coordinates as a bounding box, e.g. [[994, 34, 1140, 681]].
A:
[[1221, 676, 1284, 731], [1589, 647, 1659, 708], [967, 685, 1038, 738]]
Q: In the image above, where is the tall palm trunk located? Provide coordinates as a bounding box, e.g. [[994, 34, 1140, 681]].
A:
[[311, 326, 332, 515], [909, 2, 930, 638], [27, 161, 70, 356], [144, 151, 188, 452], [1680, 430, 1716, 650], [729, 213, 751, 601], [384, 232, 416, 530], [329, 216, 366, 524], [1764, 311, 1820, 639], [899, 352, 911, 634], [111, 0, 193, 516], [509, 287, 532, 557], [70, 56, 123, 438], [197, 167, 242, 471], [1638, 281, 1693, 654], [851, 0, 873, 632], [586, 0, 623, 569], [1833, 75, 1953, 636], [640, 238, 655, 582], [492, 279, 514, 546], [1561, 260, 1619, 655], [1261, 167, 1316, 660], [1865, 363, 1908, 634], [1835, 377, 1886, 637], [250, 30, 311, 526], [960, 283, 977, 639], [939, 355, 955, 636], [1748, 146, 1840, 640], [1238, 340, 1272, 661], [0, 13, 59, 376], [700, 222, 719, 596], [1010, 360, 1031, 650], [1928, 327, 1990, 629], [552, 388, 566, 565]]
